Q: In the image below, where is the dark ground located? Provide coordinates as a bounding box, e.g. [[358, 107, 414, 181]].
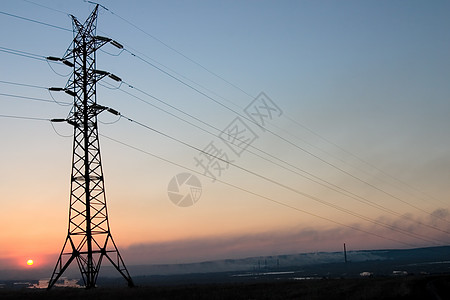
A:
[[2, 246, 450, 299], [1, 274, 450, 300]]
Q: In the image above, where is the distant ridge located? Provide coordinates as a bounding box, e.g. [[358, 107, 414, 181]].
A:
[[2, 246, 450, 281], [121, 245, 450, 277]]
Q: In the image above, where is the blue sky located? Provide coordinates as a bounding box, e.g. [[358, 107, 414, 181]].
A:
[[1, 0, 450, 271]]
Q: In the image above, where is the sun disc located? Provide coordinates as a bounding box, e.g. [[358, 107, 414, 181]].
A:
[[26, 259, 34, 266]]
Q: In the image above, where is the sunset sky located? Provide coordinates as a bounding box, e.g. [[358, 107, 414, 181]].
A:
[[1, 0, 449, 275]]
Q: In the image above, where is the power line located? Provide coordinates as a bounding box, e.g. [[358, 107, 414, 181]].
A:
[[98, 36, 243, 111], [50, 121, 73, 138], [0, 80, 72, 106], [116, 69, 450, 223], [46, 60, 72, 77], [0, 46, 47, 62], [87, 1, 254, 99], [22, 0, 444, 222], [0, 94, 442, 245], [99, 133, 430, 248], [123, 46, 450, 226], [0, 92, 70, 105], [0, 10, 71, 32], [115, 37, 448, 223], [115, 113, 449, 244], [22, 0, 69, 15], [15, 0, 447, 240], [110, 39, 443, 216], [0, 46, 46, 59], [283, 113, 450, 209], [0, 114, 50, 121], [111, 80, 450, 237], [0, 80, 48, 90], [0, 46, 73, 78], [17, 0, 431, 221], [19, 2, 440, 230], [91, 1, 446, 217], [0, 0, 433, 264]]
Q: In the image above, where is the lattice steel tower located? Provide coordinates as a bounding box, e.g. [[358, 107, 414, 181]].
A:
[[48, 5, 133, 289]]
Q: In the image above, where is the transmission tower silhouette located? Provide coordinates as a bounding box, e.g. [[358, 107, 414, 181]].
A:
[[48, 5, 133, 289]]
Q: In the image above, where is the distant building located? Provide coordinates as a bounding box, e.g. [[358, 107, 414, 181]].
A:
[[359, 272, 373, 277], [33, 278, 81, 289], [392, 271, 408, 276]]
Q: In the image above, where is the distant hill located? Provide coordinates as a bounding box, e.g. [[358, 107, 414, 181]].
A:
[[123, 248, 384, 276], [96, 245, 450, 286], [96, 245, 450, 287], [2, 245, 450, 283]]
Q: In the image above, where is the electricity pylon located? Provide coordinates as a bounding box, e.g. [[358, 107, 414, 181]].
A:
[[48, 5, 133, 289]]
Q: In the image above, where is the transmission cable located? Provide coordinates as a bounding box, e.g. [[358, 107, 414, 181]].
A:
[[50, 121, 73, 138], [0, 92, 70, 105], [113, 113, 449, 244], [22, 0, 69, 16], [115, 73, 450, 224], [100, 133, 429, 248], [123, 47, 450, 226], [0, 46, 74, 78], [110, 80, 450, 237], [98, 37, 400, 194], [0, 46, 48, 62], [102, 37, 445, 219], [15, 0, 446, 234], [0, 114, 50, 121], [117, 39, 448, 219], [0, 80, 48, 90], [84, 0, 253, 98], [97, 36, 243, 110], [89, 2, 446, 216], [0, 80, 72, 106], [22, 0, 442, 221], [283, 113, 449, 209], [0, 10, 71, 32]]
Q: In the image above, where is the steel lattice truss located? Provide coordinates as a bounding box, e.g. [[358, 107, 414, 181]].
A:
[[48, 5, 133, 289]]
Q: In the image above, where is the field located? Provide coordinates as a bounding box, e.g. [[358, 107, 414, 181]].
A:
[[2, 246, 450, 299], [1, 274, 450, 300]]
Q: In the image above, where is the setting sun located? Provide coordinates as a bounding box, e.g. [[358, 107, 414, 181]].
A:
[[26, 259, 33, 266]]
